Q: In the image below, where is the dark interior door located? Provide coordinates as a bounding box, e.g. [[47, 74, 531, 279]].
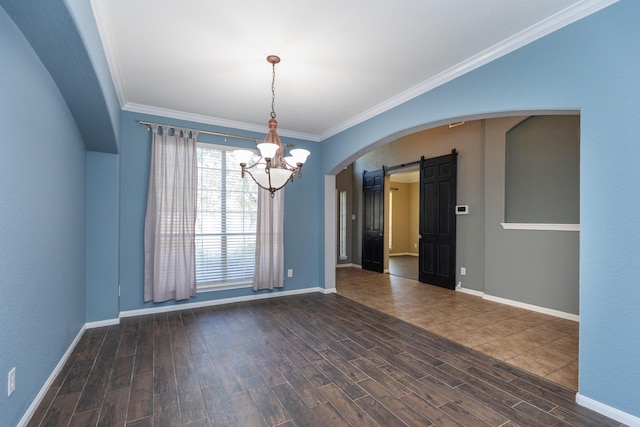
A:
[[362, 169, 385, 273], [419, 150, 457, 289]]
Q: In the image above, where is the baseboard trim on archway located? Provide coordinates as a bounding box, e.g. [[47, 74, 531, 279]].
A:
[[456, 287, 579, 322], [576, 393, 640, 426]]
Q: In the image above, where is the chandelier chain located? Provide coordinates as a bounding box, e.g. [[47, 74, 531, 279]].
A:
[[271, 62, 277, 119]]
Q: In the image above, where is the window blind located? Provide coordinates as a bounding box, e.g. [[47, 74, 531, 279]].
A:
[[196, 144, 257, 286]]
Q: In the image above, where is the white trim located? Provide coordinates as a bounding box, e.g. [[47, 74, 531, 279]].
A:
[[336, 263, 355, 268], [17, 326, 86, 427], [456, 288, 579, 321], [124, 103, 319, 142], [576, 393, 640, 427], [119, 287, 325, 318], [457, 287, 484, 298], [85, 318, 120, 329], [389, 253, 418, 257], [483, 294, 579, 322], [501, 223, 580, 231], [90, 287, 329, 325]]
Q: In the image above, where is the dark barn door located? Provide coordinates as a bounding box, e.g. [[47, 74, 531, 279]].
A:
[[362, 169, 385, 273], [419, 150, 457, 289]]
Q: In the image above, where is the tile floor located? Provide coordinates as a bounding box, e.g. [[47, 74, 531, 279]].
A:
[[336, 267, 579, 391]]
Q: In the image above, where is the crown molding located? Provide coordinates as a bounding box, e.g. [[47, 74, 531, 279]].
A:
[[123, 103, 320, 142], [319, 0, 619, 141]]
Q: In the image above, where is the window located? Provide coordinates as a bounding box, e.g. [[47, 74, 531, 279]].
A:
[[196, 143, 257, 289], [339, 190, 347, 260]]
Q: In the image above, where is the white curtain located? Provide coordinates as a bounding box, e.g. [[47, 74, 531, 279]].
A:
[[144, 124, 198, 302], [253, 189, 285, 290]]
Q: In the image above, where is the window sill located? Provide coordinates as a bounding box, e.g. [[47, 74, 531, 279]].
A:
[[197, 281, 253, 293], [500, 223, 580, 231]]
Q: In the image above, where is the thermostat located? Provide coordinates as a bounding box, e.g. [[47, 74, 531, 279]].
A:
[[455, 205, 469, 215]]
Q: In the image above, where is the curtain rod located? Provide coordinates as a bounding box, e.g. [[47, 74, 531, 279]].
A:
[[138, 120, 258, 142]]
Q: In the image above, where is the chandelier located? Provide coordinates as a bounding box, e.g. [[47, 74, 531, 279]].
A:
[[234, 55, 310, 196]]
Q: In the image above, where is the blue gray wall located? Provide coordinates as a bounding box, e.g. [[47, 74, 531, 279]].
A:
[[86, 152, 119, 322], [320, 0, 640, 417], [0, 7, 87, 426]]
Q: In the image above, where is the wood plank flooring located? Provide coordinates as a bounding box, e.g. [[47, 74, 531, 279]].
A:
[[28, 293, 622, 427]]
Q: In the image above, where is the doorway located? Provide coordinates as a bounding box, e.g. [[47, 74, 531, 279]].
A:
[[374, 149, 459, 290], [388, 170, 419, 280], [333, 115, 580, 391]]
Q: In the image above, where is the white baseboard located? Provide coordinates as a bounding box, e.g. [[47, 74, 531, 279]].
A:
[[483, 294, 579, 322], [576, 393, 640, 426], [119, 286, 327, 318], [86, 287, 334, 328], [18, 325, 86, 427], [336, 263, 354, 268], [336, 263, 362, 269], [457, 286, 484, 298], [85, 318, 120, 329], [389, 253, 418, 257], [455, 287, 579, 322]]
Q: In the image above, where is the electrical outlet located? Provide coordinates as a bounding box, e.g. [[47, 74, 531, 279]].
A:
[[8, 367, 15, 397], [287, 269, 293, 278], [460, 267, 466, 275]]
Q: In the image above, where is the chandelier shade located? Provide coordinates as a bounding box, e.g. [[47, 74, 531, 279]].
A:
[[234, 55, 310, 196]]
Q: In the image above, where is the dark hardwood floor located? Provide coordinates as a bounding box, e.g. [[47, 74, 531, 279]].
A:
[[28, 293, 623, 427]]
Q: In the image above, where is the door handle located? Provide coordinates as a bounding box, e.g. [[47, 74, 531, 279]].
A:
[[379, 233, 383, 237], [418, 234, 422, 239]]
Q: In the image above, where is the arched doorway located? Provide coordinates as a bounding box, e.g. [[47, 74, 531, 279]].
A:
[[328, 113, 580, 390]]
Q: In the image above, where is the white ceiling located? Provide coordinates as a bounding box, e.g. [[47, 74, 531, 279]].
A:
[[91, 0, 612, 141]]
